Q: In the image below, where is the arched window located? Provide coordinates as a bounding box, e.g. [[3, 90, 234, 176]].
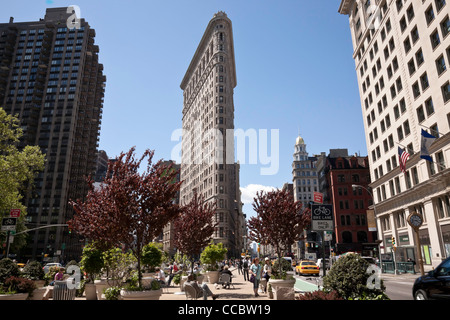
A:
[[357, 231, 368, 243], [342, 231, 352, 243]]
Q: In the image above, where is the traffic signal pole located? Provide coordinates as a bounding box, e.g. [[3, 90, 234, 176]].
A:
[[322, 231, 326, 278]]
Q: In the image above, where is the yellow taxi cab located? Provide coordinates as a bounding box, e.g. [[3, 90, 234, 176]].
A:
[[295, 260, 320, 276]]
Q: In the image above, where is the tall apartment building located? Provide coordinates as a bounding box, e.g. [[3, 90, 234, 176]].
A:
[[179, 12, 243, 257], [0, 8, 106, 262], [339, 0, 450, 268]]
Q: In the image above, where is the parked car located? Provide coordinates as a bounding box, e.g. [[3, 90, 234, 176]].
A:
[[296, 260, 320, 276], [43, 262, 63, 274], [413, 257, 450, 300]]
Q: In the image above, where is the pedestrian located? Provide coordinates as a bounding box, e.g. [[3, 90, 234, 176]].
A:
[[155, 267, 166, 286], [167, 262, 178, 286], [186, 274, 219, 300], [219, 265, 233, 289], [53, 267, 65, 285], [263, 257, 272, 293], [237, 258, 243, 275], [243, 257, 250, 281], [249, 258, 262, 297]]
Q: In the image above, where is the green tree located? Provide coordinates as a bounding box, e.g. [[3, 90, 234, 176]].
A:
[[0, 108, 45, 250], [141, 242, 163, 272], [200, 242, 227, 271]]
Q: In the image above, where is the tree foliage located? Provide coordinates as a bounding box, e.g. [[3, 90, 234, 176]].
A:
[[173, 193, 217, 272], [200, 242, 227, 271], [323, 253, 388, 300], [141, 242, 163, 272], [247, 189, 310, 277], [69, 147, 181, 288], [0, 108, 45, 249]]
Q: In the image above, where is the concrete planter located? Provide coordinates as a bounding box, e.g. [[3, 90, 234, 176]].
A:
[[268, 279, 296, 300], [94, 279, 111, 300], [196, 274, 204, 284], [85, 283, 98, 300], [142, 276, 154, 288], [120, 289, 162, 300], [29, 287, 47, 300], [207, 271, 220, 284], [34, 280, 46, 288], [0, 293, 29, 300]]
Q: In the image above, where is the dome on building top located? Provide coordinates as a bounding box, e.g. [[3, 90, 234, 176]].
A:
[[295, 135, 304, 145]]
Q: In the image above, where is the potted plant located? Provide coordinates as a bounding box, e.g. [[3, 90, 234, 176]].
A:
[[80, 243, 104, 300], [21, 261, 46, 300], [120, 271, 162, 300], [22, 261, 45, 287], [0, 276, 36, 300], [104, 286, 122, 300], [323, 253, 389, 300], [102, 247, 136, 288], [269, 258, 296, 295], [200, 242, 227, 284], [0, 258, 20, 285]]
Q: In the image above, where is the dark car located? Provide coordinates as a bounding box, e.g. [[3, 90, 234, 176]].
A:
[[412, 257, 450, 300]]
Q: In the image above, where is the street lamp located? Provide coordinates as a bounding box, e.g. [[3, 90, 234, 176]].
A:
[[352, 184, 383, 273]]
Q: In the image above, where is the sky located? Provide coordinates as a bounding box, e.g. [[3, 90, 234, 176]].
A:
[[1, 0, 367, 219]]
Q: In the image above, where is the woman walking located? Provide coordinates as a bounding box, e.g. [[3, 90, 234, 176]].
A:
[[249, 257, 262, 297]]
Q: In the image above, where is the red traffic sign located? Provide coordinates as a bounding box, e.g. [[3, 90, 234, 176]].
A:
[[10, 209, 21, 218], [313, 192, 323, 204]]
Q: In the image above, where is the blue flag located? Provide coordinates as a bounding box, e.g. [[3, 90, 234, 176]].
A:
[[420, 129, 437, 162]]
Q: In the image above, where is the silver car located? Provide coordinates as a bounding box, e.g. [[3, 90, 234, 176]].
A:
[[43, 262, 63, 274]]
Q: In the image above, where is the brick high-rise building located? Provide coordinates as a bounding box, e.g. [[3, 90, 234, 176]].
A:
[[339, 0, 450, 268], [179, 12, 243, 257], [0, 7, 106, 261]]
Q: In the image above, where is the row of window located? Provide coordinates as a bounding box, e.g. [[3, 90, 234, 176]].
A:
[[376, 149, 447, 203], [380, 194, 450, 232]]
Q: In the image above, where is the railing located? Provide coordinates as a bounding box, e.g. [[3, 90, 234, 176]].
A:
[[378, 261, 416, 274]]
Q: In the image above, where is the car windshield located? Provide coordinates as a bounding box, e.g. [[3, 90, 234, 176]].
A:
[[301, 262, 315, 266]]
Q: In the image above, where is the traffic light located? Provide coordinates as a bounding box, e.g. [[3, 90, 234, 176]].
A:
[[391, 236, 396, 246]]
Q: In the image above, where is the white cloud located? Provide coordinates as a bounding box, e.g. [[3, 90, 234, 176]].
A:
[[240, 184, 277, 205]]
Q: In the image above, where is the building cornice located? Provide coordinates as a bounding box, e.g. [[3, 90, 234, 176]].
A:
[[338, 0, 355, 15]]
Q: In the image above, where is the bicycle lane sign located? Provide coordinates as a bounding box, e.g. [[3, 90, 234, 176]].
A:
[[311, 204, 333, 231]]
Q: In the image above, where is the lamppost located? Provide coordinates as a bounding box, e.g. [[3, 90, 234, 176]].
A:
[[352, 184, 384, 273]]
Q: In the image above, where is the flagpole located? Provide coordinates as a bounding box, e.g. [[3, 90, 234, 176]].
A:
[[418, 124, 446, 137], [396, 142, 446, 170]]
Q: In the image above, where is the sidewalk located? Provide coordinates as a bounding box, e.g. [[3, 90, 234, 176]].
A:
[[160, 267, 271, 301]]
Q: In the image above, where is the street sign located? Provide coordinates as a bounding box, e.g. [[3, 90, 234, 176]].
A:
[[9, 209, 21, 218], [324, 231, 333, 241], [311, 204, 333, 231], [1, 217, 17, 231], [313, 192, 323, 204]]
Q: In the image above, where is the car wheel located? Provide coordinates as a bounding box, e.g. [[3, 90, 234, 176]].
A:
[[414, 289, 428, 300]]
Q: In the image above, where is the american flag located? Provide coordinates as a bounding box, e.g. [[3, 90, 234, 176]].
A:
[[398, 146, 409, 173]]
